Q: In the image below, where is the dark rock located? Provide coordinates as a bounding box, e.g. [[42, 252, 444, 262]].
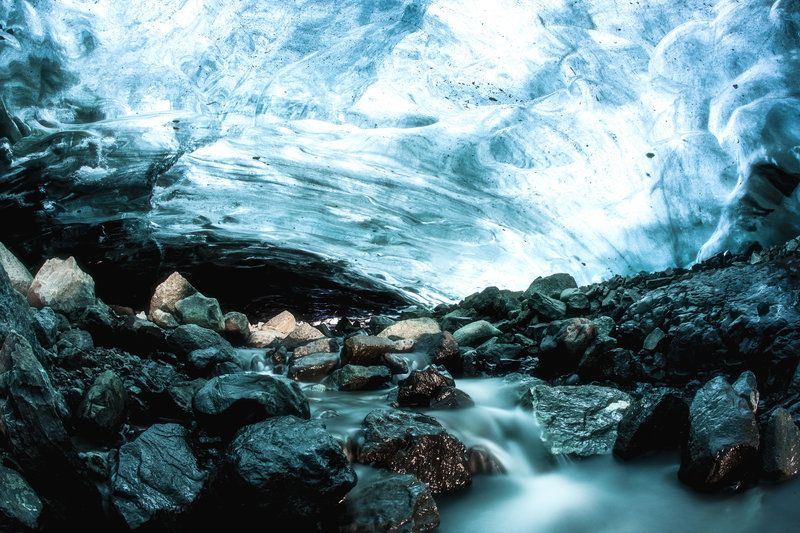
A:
[[356, 408, 471, 494], [220, 416, 356, 521], [323, 365, 392, 391], [462, 340, 525, 377], [0, 265, 43, 360], [467, 445, 506, 475], [733, 370, 759, 412], [166, 324, 236, 362], [760, 408, 800, 480], [426, 331, 461, 375], [560, 288, 590, 315], [111, 423, 206, 529], [223, 311, 250, 343], [460, 286, 521, 320], [429, 386, 474, 409], [193, 372, 309, 434], [613, 387, 689, 460], [343, 335, 410, 366], [538, 318, 597, 377], [287, 352, 340, 382], [678, 374, 760, 491], [440, 309, 477, 335], [383, 353, 410, 375], [187, 347, 236, 376], [340, 469, 439, 533], [527, 292, 567, 322], [397, 366, 455, 407], [31, 307, 64, 348], [77, 369, 127, 441], [369, 315, 397, 335], [578, 348, 640, 384], [292, 337, 340, 360], [0, 464, 42, 530], [53, 328, 95, 369], [524, 273, 577, 299], [642, 327, 666, 351], [522, 384, 632, 457], [452, 320, 501, 348]]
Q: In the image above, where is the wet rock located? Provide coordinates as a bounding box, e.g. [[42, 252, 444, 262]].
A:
[[396, 366, 455, 407], [369, 315, 396, 335], [220, 416, 356, 521], [323, 364, 392, 391], [151, 308, 179, 329], [247, 328, 282, 348], [292, 337, 340, 359], [459, 286, 521, 320], [538, 318, 597, 377], [527, 292, 567, 322], [560, 288, 590, 315], [462, 340, 525, 377], [377, 317, 441, 340], [760, 408, 800, 480], [356, 408, 471, 494], [0, 464, 42, 530], [613, 387, 688, 460], [524, 273, 577, 299], [426, 331, 460, 374], [0, 242, 32, 296], [223, 311, 250, 343], [193, 372, 310, 434], [166, 324, 235, 361], [578, 347, 640, 384], [522, 384, 632, 457], [175, 292, 225, 332], [343, 335, 411, 366], [263, 310, 296, 335], [678, 375, 760, 491], [282, 322, 325, 349], [467, 445, 506, 475], [429, 386, 474, 410], [383, 353, 410, 375], [77, 370, 127, 441], [340, 469, 439, 533], [186, 347, 235, 376], [26, 257, 95, 315], [733, 370, 759, 412], [148, 271, 196, 320], [452, 320, 501, 348], [440, 309, 477, 335], [287, 352, 340, 382], [111, 423, 206, 529]]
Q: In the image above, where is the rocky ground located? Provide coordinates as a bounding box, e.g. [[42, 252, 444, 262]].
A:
[[1, 237, 800, 531]]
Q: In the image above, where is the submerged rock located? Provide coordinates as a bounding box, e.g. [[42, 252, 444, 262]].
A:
[[356, 408, 471, 494], [26, 257, 95, 315]]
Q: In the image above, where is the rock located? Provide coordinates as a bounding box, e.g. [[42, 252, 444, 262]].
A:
[[593, 316, 615, 337], [561, 288, 590, 315], [678, 374, 760, 491], [148, 271, 196, 319], [323, 365, 392, 391], [527, 292, 567, 322], [733, 370, 759, 412], [247, 329, 282, 348], [382, 353, 410, 375], [292, 337, 340, 359], [467, 446, 506, 475], [111, 423, 206, 529], [187, 347, 235, 376], [54, 328, 94, 368], [340, 470, 439, 533], [369, 315, 396, 335], [760, 408, 800, 480], [0, 242, 32, 296], [221, 416, 356, 521], [282, 322, 325, 349], [613, 387, 688, 460], [263, 310, 296, 335], [193, 372, 310, 434], [524, 273, 577, 299], [287, 352, 340, 382], [440, 309, 477, 334], [151, 308, 180, 329], [356, 408, 471, 494], [460, 286, 521, 320], [223, 311, 250, 342], [396, 366, 456, 407], [343, 335, 411, 366], [377, 318, 441, 340], [429, 386, 475, 409], [77, 370, 127, 441], [31, 307, 64, 348], [538, 318, 597, 377], [426, 331, 460, 374], [26, 257, 95, 315], [175, 292, 225, 332], [0, 464, 42, 530], [452, 320, 501, 348], [461, 340, 525, 377], [642, 327, 666, 351], [166, 324, 235, 361], [522, 384, 632, 457]]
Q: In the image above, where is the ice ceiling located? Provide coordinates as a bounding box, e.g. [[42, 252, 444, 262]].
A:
[[1, 0, 799, 304]]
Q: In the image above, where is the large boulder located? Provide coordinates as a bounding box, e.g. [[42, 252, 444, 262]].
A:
[[0, 464, 42, 531], [193, 372, 309, 434], [377, 318, 441, 340], [175, 293, 225, 332], [323, 365, 392, 391], [760, 408, 800, 480], [76, 369, 128, 441], [678, 374, 760, 491], [356, 408, 471, 494], [26, 257, 95, 315], [613, 387, 688, 460], [166, 324, 235, 360], [452, 320, 501, 348], [111, 423, 206, 529], [148, 271, 197, 319], [340, 470, 439, 533], [220, 416, 357, 522], [523, 384, 632, 457], [524, 273, 577, 299], [0, 242, 32, 296]]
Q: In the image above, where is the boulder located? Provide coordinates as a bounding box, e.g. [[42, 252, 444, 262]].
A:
[[368, 315, 396, 335], [31, 307, 64, 348], [220, 416, 356, 520], [678, 374, 760, 491], [524, 273, 577, 299], [343, 335, 411, 366], [426, 331, 460, 374], [383, 353, 409, 375], [377, 318, 441, 340], [396, 366, 455, 407], [223, 311, 250, 343], [613, 387, 688, 460], [760, 408, 800, 480], [526, 292, 567, 322], [429, 386, 475, 410], [26, 257, 95, 315], [111, 423, 206, 529], [560, 288, 590, 315], [148, 271, 196, 319], [523, 384, 632, 457], [459, 286, 521, 320], [642, 327, 666, 351], [340, 470, 439, 533], [462, 340, 525, 377], [247, 329, 282, 348], [538, 318, 597, 377], [287, 352, 340, 382], [175, 293, 225, 332], [733, 370, 759, 412], [356, 408, 471, 494], [292, 337, 340, 360], [323, 365, 392, 391], [187, 347, 235, 376], [282, 323, 325, 349], [0, 242, 32, 296], [166, 324, 235, 360], [263, 310, 296, 335], [193, 372, 309, 434], [0, 464, 42, 530], [77, 370, 127, 441], [452, 320, 501, 348]]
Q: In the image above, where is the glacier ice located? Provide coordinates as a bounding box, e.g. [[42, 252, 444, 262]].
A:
[[1, 0, 799, 304]]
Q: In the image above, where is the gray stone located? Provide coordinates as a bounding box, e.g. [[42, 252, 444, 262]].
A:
[[452, 320, 501, 348], [0, 242, 32, 296], [175, 292, 225, 332], [0, 464, 42, 530], [523, 384, 632, 456], [524, 273, 577, 299], [323, 365, 392, 391], [187, 347, 235, 376], [560, 288, 590, 314], [369, 315, 396, 335], [77, 370, 127, 440], [223, 311, 250, 342], [287, 352, 340, 382], [111, 423, 206, 529], [31, 307, 63, 348], [377, 318, 441, 340], [642, 327, 666, 351], [292, 337, 340, 359], [761, 408, 800, 480], [148, 271, 196, 319], [613, 387, 688, 460], [26, 257, 95, 315], [527, 292, 567, 322], [733, 370, 759, 412], [593, 316, 615, 337], [151, 308, 179, 329]]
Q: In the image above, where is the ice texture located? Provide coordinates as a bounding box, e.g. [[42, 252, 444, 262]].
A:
[[1, 0, 799, 303]]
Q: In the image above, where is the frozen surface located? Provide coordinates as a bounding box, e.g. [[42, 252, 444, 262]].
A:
[[1, 0, 799, 303]]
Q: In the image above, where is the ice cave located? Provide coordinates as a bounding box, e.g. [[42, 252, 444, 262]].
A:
[[1, 0, 800, 531]]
